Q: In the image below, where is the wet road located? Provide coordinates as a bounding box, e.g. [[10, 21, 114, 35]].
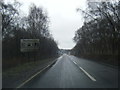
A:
[[22, 54, 118, 88]]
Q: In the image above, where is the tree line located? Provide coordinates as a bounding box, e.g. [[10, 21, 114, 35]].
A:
[[1, 1, 59, 70], [72, 1, 120, 65]]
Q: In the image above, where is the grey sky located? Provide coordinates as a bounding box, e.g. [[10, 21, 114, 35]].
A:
[[5, 0, 87, 49]]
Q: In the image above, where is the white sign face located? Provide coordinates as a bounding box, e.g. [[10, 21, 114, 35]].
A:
[[20, 39, 39, 52]]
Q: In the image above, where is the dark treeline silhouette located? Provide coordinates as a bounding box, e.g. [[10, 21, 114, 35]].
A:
[[72, 1, 120, 65], [1, 1, 58, 70]]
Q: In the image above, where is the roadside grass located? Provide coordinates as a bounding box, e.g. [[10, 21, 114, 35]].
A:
[[2, 57, 58, 88], [3, 57, 56, 77]]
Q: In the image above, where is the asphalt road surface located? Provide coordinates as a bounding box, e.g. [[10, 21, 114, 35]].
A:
[[21, 54, 118, 88]]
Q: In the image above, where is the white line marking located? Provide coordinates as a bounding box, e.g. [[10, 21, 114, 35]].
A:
[[73, 61, 77, 65], [72, 61, 75, 63], [79, 66, 96, 81], [16, 64, 50, 88], [74, 62, 77, 65], [71, 60, 96, 82]]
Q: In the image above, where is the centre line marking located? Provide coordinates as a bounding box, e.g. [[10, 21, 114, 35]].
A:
[[79, 66, 96, 81], [73, 61, 77, 65], [71, 60, 96, 82]]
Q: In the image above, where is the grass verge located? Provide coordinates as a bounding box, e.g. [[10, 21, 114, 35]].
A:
[[2, 57, 57, 88]]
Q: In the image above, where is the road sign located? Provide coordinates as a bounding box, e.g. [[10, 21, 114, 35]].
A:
[[20, 39, 39, 52]]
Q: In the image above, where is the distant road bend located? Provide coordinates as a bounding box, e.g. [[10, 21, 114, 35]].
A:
[[19, 54, 118, 88]]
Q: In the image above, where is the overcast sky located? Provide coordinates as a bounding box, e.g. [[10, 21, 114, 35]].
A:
[[5, 0, 87, 49]]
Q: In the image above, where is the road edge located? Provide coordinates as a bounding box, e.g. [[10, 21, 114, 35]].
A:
[[16, 59, 57, 88]]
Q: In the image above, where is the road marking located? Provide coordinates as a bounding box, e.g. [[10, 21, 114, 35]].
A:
[[79, 66, 96, 81], [71, 60, 96, 82], [73, 61, 77, 65], [16, 64, 50, 88]]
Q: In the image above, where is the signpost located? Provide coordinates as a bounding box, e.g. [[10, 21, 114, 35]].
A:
[[20, 39, 39, 52], [20, 39, 40, 62]]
